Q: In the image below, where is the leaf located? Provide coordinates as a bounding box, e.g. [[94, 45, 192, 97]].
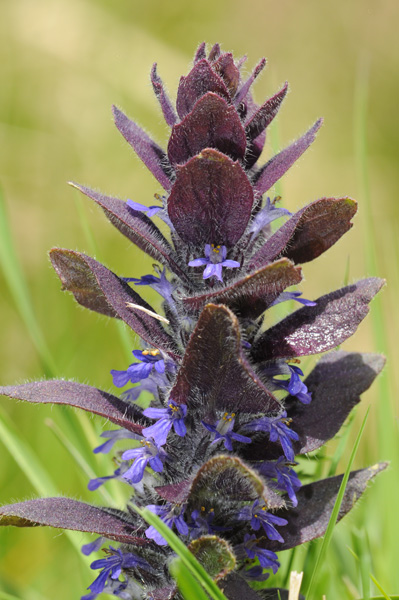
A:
[[287, 351, 386, 454], [151, 63, 178, 127], [0, 380, 144, 434], [112, 105, 172, 191], [155, 479, 193, 504], [253, 119, 323, 196], [171, 304, 281, 415], [70, 183, 190, 284], [168, 149, 254, 247], [248, 197, 357, 270], [234, 58, 266, 105], [213, 53, 240, 96], [245, 82, 288, 142], [265, 463, 388, 552], [50, 249, 179, 359], [188, 535, 236, 581], [182, 258, 302, 319], [0, 498, 147, 545], [176, 59, 230, 119], [251, 278, 385, 361], [189, 455, 283, 509], [220, 574, 293, 600], [305, 408, 369, 597], [168, 92, 247, 165]]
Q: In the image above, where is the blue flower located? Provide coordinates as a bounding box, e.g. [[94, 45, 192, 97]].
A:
[[273, 363, 312, 404], [145, 503, 188, 546], [257, 457, 301, 507], [92, 429, 141, 455], [238, 533, 280, 573], [260, 361, 312, 404], [87, 466, 125, 491], [121, 438, 167, 484], [271, 290, 317, 308], [237, 499, 287, 543], [143, 400, 187, 446], [202, 413, 252, 451], [127, 196, 174, 229], [111, 349, 168, 388], [81, 546, 152, 600], [188, 507, 230, 539], [121, 374, 165, 403], [188, 244, 240, 282], [81, 537, 104, 556], [242, 411, 299, 462], [124, 266, 176, 304], [248, 197, 291, 237], [240, 565, 270, 582]]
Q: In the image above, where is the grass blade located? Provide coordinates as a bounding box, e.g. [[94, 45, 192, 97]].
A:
[[305, 406, 370, 598], [133, 505, 228, 600], [170, 557, 210, 600], [369, 575, 393, 600], [0, 187, 57, 376], [0, 408, 90, 569]]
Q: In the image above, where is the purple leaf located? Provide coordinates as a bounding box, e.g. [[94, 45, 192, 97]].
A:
[[50, 249, 179, 359], [182, 258, 302, 319], [149, 587, 177, 600], [155, 479, 192, 504], [194, 42, 207, 63], [0, 498, 147, 545], [234, 58, 267, 105], [288, 351, 386, 454], [251, 278, 385, 362], [253, 119, 323, 196], [213, 53, 240, 96], [220, 574, 294, 600], [208, 43, 221, 62], [176, 59, 230, 119], [171, 304, 281, 415], [168, 149, 254, 246], [189, 455, 284, 509], [168, 92, 247, 165], [249, 197, 357, 270], [70, 183, 190, 285], [245, 82, 288, 142], [112, 105, 172, 191], [0, 380, 144, 433], [151, 63, 177, 127], [266, 463, 388, 551]]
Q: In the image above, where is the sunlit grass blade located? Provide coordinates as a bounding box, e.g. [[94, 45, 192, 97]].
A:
[[304, 406, 370, 599], [369, 575, 393, 600], [170, 557, 210, 600], [0, 592, 24, 600], [133, 505, 228, 600], [44, 417, 118, 506], [0, 187, 57, 377], [0, 408, 90, 570], [327, 411, 356, 477]]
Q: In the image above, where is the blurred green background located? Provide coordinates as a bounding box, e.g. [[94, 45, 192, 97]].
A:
[[0, 0, 398, 598]]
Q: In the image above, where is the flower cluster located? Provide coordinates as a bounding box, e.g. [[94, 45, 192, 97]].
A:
[[0, 43, 386, 600]]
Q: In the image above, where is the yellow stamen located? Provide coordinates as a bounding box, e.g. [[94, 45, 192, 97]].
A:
[[142, 349, 160, 357]]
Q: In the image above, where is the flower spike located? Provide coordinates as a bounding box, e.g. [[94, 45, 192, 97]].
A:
[[0, 43, 386, 600]]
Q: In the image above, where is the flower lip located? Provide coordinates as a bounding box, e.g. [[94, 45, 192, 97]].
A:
[[202, 412, 252, 451], [188, 244, 240, 283], [143, 400, 188, 446]]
